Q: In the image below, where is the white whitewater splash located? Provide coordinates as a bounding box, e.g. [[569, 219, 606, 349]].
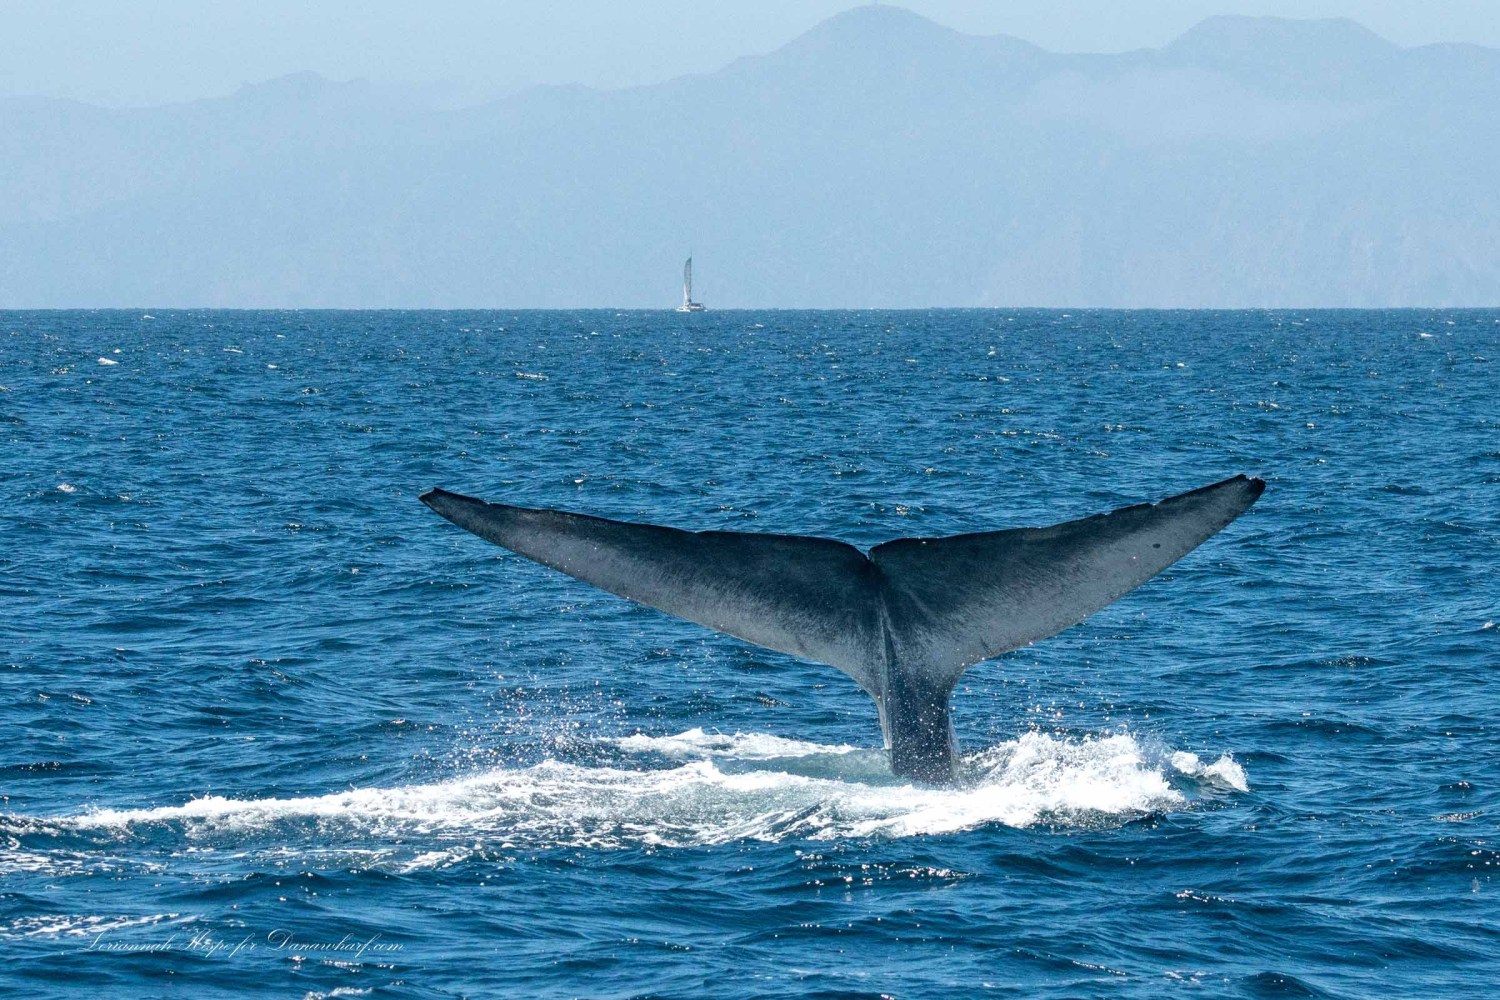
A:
[[613, 728, 862, 760], [1169, 750, 1249, 792], [29, 731, 1247, 861]]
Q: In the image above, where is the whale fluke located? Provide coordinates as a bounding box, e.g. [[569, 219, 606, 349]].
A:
[[421, 475, 1264, 783], [419, 488, 885, 693]]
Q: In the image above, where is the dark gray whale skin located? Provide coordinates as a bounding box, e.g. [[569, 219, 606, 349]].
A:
[[421, 475, 1265, 784]]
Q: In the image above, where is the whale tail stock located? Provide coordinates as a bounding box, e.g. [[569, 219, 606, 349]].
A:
[[420, 475, 1265, 782]]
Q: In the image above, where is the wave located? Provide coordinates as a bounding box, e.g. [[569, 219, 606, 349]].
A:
[[6, 731, 1245, 864]]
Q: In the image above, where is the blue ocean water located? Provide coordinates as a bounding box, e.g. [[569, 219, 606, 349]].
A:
[[1, 309, 1495, 999]]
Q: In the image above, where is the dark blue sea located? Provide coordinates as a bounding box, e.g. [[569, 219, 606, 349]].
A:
[[2, 310, 1495, 999]]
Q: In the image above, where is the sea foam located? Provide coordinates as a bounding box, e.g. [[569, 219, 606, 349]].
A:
[[27, 731, 1245, 862]]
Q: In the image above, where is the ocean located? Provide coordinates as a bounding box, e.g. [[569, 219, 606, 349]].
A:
[[1, 309, 1495, 998]]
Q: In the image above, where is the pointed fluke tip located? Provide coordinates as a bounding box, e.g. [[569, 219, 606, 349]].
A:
[[1212, 473, 1267, 515], [1154, 474, 1265, 521], [1193, 473, 1266, 498], [1225, 474, 1268, 504], [420, 487, 489, 521], [1211, 473, 1266, 494]]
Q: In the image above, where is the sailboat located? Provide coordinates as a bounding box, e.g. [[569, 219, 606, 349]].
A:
[[675, 255, 706, 312]]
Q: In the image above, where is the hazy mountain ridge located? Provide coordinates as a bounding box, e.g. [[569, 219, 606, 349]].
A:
[[2, 5, 1496, 307]]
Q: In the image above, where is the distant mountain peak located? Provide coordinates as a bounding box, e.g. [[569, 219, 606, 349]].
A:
[[788, 4, 959, 51], [1167, 14, 1397, 61], [233, 71, 352, 101], [817, 3, 947, 30], [767, 3, 1040, 71]]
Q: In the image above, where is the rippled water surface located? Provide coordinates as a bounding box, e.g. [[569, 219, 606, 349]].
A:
[[2, 310, 1496, 998]]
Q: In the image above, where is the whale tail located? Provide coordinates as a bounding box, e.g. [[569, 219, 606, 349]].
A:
[[421, 475, 1265, 781]]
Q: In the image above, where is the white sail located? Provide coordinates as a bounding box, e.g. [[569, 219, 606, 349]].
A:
[[676, 254, 706, 311]]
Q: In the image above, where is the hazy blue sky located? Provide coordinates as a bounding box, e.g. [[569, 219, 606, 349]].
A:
[[3, 0, 1498, 107]]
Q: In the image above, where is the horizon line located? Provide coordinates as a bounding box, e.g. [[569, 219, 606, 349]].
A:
[[4, 305, 1498, 313]]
